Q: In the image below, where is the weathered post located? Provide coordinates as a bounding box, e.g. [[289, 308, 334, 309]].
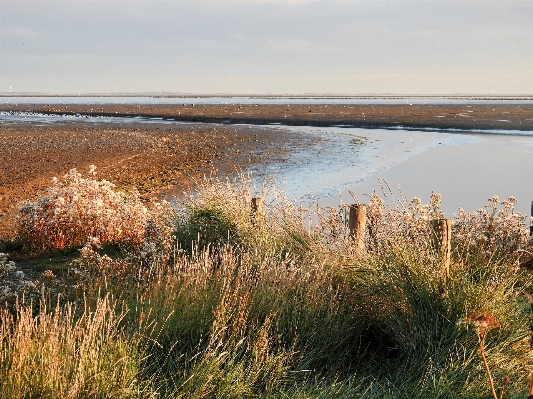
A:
[[349, 204, 367, 253], [530, 201, 533, 236], [251, 197, 264, 225], [431, 218, 452, 279]]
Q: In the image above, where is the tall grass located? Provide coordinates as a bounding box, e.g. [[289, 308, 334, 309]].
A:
[[2, 171, 533, 397], [0, 295, 155, 399]]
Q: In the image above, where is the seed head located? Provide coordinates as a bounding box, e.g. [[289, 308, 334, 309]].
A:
[[466, 312, 500, 339]]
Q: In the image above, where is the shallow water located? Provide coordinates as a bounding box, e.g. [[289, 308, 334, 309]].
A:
[[2, 110, 532, 216], [257, 126, 478, 202], [0, 111, 188, 126], [329, 133, 533, 217], [249, 124, 533, 216]]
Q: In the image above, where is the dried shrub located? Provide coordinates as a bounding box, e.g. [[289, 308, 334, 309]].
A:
[[15, 166, 151, 254], [453, 196, 529, 262], [0, 253, 37, 305], [356, 190, 530, 264]]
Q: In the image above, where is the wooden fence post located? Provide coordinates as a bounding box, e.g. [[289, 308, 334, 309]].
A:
[[251, 198, 264, 225], [431, 218, 452, 279], [530, 201, 533, 236], [349, 204, 367, 253]]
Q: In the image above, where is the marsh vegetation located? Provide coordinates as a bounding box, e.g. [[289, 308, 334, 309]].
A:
[[1, 167, 533, 398]]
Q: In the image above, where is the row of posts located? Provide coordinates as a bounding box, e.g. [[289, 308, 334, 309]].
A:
[[250, 199, 533, 282], [348, 204, 451, 277], [348, 201, 533, 277], [250, 198, 452, 276]]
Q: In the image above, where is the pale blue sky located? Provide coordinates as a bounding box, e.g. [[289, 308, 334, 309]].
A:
[[1, 0, 532, 94]]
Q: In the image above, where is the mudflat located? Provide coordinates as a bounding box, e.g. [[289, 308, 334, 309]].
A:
[[2, 103, 533, 130], [0, 120, 303, 238], [2, 102, 533, 238]]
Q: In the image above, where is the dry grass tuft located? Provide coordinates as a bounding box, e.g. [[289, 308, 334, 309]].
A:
[[0, 295, 153, 399]]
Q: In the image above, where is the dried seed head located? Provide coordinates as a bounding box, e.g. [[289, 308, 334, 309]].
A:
[[466, 312, 500, 338]]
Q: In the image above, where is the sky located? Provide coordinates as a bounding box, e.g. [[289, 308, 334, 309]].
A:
[[0, 0, 532, 95]]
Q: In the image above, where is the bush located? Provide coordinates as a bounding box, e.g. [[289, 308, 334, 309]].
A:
[[15, 166, 150, 254], [174, 207, 240, 255]]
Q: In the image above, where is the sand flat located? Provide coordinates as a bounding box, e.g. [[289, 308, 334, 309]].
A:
[[2, 103, 533, 131], [0, 120, 308, 238]]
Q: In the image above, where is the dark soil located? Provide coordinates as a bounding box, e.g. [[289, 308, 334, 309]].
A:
[[2, 103, 533, 131]]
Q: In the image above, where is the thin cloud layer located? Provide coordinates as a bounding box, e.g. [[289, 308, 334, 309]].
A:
[[1, 1, 532, 94]]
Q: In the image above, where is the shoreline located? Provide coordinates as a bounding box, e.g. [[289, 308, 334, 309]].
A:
[[2, 103, 533, 238], [0, 120, 310, 239], [258, 125, 477, 202]]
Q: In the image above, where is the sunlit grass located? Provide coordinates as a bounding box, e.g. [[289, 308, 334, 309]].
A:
[[1, 169, 533, 397]]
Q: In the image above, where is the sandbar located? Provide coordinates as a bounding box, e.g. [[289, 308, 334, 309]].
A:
[[1, 103, 533, 131]]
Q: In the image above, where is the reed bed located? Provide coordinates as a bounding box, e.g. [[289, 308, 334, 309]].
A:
[[2, 168, 533, 398]]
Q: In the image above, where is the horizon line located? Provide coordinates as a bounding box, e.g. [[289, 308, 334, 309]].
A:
[[1, 93, 533, 99]]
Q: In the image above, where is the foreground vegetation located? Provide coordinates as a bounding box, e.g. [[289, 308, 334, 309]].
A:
[[2, 167, 533, 398]]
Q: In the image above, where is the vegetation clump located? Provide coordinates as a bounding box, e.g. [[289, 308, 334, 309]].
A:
[[14, 166, 161, 254]]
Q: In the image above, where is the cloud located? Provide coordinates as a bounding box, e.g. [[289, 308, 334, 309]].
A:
[[2, 25, 38, 39], [1, 0, 532, 94]]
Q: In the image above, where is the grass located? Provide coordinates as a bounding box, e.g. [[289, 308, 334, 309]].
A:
[[2, 169, 533, 398]]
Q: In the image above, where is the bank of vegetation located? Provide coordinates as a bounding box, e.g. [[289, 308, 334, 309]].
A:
[[1, 166, 533, 398]]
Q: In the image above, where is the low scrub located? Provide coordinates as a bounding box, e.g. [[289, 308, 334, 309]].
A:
[[15, 166, 172, 255]]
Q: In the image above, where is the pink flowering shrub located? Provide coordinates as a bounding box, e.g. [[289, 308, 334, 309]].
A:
[[15, 166, 151, 253]]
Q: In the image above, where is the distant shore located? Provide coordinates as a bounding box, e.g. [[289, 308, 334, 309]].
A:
[[1, 103, 533, 131], [1, 94, 532, 100]]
